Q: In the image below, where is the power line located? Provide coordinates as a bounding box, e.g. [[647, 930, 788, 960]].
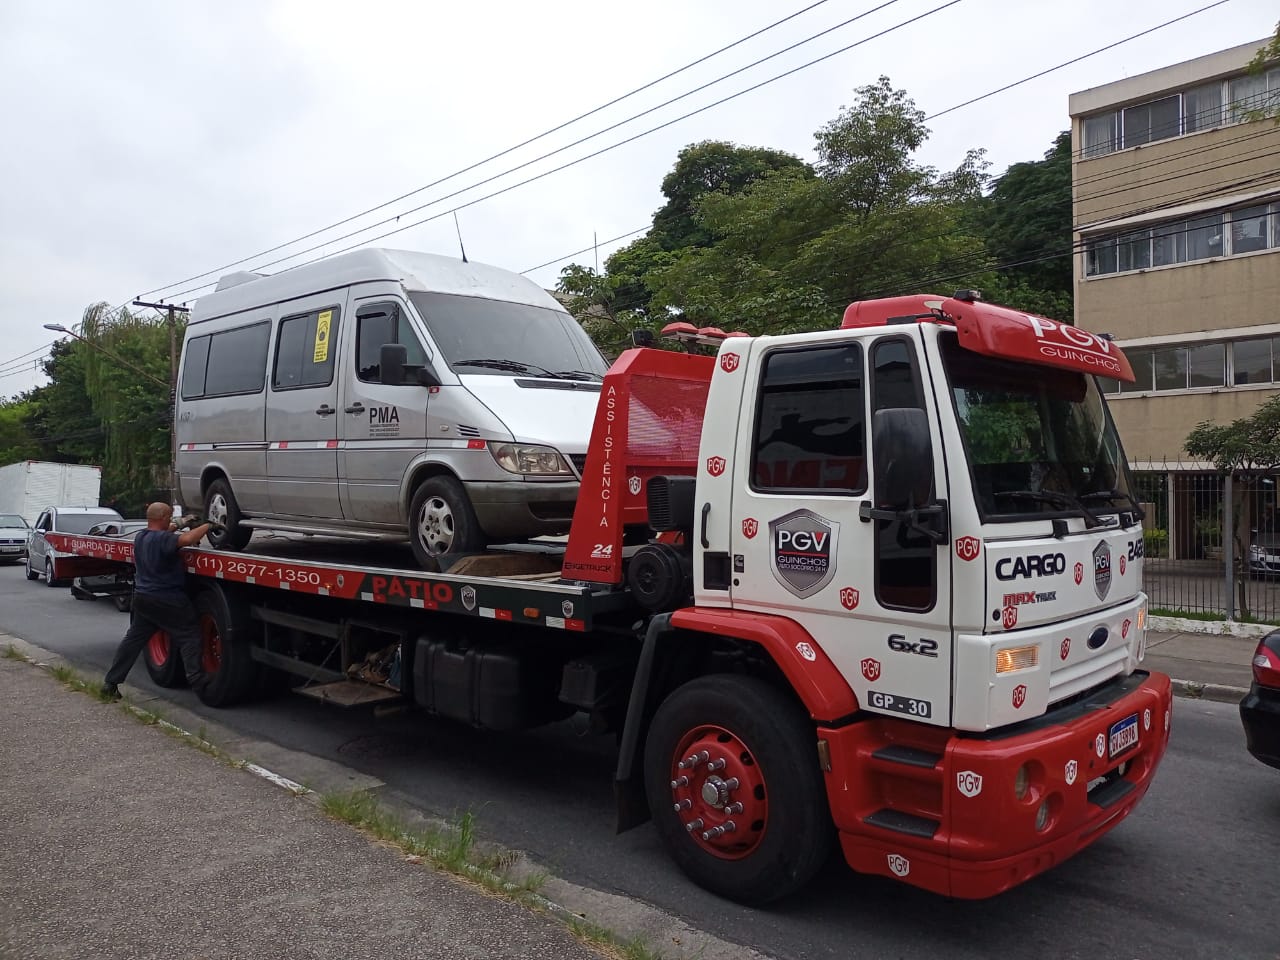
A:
[[519, 226, 651, 276], [924, 0, 1232, 124], [0, 341, 55, 374], [136, 0, 844, 301], [165, 0, 966, 301]]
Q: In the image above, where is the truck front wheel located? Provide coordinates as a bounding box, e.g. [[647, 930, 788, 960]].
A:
[[643, 674, 833, 905], [143, 630, 188, 688]]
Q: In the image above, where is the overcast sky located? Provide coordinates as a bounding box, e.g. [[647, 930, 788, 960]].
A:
[[0, 0, 1273, 398]]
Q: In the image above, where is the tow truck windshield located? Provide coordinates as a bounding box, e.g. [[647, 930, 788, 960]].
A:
[[940, 332, 1136, 524]]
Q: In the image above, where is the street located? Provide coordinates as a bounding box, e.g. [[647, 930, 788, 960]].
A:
[[2, 563, 1277, 960]]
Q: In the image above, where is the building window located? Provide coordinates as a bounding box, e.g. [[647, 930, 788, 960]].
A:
[[1120, 349, 1154, 393], [1233, 338, 1275, 385], [1187, 343, 1226, 388], [1083, 205, 1278, 277], [1081, 68, 1280, 158]]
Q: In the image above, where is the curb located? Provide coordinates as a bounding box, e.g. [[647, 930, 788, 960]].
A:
[[1169, 677, 1248, 704], [1148, 614, 1274, 639]]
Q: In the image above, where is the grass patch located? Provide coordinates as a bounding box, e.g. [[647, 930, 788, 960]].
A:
[[3, 644, 26, 661], [565, 915, 665, 960], [318, 791, 546, 905]]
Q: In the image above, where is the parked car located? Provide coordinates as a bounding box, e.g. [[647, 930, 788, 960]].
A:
[[26, 505, 124, 586], [1241, 630, 1280, 771], [0, 513, 31, 564], [71, 518, 149, 611], [1247, 530, 1280, 578]]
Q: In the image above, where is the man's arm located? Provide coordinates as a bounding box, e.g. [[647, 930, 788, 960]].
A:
[[177, 523, 212, 548]]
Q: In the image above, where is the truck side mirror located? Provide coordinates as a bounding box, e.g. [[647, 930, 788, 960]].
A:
[[379, 343, 407, 385], [873, 407, 933, 511]]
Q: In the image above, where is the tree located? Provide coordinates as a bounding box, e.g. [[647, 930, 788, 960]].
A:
[[1184, 396, 1280, 619], [644, 77, 990, 335], [0, 397, 40, 464], [975, 131, 1073, 317]]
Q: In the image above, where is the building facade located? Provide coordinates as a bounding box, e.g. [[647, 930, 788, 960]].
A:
[[1069, 39, 1280, 560]]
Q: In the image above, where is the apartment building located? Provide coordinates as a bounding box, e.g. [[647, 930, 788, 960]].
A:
[[1070, 39, 1280, 557]]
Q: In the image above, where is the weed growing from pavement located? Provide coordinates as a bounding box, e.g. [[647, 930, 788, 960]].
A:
[[1151, 607, 1280, 626], [565, 915, 665, 960], [3, 644, 24, 661]]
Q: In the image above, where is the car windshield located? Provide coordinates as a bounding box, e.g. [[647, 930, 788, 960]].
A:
[[940, 333, 1134, 522], [58, 512, 123, 534], [0, 514, 28, 528], [409, 292, 608, 379]]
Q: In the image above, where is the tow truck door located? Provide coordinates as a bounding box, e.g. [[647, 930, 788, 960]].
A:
[[724, 331, 954, 726]]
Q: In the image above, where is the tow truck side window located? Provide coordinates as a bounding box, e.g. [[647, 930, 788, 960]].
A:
[[750, 343, 866, 495], [871, 338, 936, 611]]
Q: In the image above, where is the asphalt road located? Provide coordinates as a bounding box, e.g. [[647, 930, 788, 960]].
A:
[[2, 562, 1277, 960]]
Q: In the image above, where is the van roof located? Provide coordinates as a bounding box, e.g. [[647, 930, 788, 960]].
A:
[[190, 248, 563, 323]]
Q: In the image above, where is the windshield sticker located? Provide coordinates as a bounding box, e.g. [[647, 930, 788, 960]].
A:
[[1093, 541, 1112, 600], [769, 508, 839, 599]]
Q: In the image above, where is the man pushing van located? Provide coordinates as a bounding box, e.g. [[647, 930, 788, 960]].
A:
[[101, 503, 215, 700]]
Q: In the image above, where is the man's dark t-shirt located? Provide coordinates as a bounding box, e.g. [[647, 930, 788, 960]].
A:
[[133, 530, 187, 598]]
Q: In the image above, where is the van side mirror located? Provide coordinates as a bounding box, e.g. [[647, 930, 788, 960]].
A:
[[379, 343, 407, 385], [873, 407, 933, 511], [416, 366, 441, 388]]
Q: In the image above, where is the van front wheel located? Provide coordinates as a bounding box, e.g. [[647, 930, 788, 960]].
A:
[[409, 477, 484, 565], [204, 479, 252, 551]]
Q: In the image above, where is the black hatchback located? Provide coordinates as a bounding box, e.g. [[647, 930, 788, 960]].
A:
[[1241, 630, 1280, 770]]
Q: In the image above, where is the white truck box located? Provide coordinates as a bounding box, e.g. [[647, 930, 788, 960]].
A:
[[0, 461, 103, 524]]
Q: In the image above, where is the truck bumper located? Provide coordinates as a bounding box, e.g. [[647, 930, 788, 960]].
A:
[[821, 670, 1173, 898]]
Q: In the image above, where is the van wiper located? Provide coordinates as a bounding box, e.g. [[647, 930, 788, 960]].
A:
[[1080, 488, 1146, 522], [553, 370, 604, 381], [454, 358, 560, 378], [994, 489, 1108, 528]]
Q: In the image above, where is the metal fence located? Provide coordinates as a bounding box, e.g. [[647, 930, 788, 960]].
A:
[[1132, 460, 1280, 623]]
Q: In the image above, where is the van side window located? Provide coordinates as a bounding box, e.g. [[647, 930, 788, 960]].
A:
[[181, 335, 211, 400], [273, 307, 339, 391], [184, 322, 271, 399], [871, 337, 935, 611], [751, 344, 866, 494], [356, 303, 427, 384]]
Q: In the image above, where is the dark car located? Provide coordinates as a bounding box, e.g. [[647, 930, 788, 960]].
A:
[[1240, 630, 1280, 770]]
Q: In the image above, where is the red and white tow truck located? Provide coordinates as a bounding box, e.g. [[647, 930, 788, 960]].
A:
[[50, 292, 1172, 905]]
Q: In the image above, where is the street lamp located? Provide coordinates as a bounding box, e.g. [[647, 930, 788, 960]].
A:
[[42, 322, 179, 506]]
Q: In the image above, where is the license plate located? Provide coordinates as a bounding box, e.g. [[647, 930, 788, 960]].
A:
[[1108, 713, 1139, 759], [867, 690, 932, 719]]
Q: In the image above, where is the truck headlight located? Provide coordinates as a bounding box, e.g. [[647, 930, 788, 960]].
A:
[[488, 442, 572, 476]]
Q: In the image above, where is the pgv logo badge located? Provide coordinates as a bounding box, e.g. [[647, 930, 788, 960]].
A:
[[720, 352, 740, 373], [742, 518, 759, 539], [955, 536, 980, 561], [1093, 541, 1112, 600], [956, 771, 983, 798], [886, 854, 910, 877], [769, 509, 839, 599]]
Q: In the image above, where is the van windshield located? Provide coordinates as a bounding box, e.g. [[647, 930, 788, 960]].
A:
[[409, 293, 608, 379], [939, 332, 1136, 523]]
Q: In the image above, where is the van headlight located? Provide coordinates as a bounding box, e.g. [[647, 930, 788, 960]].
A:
[[488, 442, 572, 476]]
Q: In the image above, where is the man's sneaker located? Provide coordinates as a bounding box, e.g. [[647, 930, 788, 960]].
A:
[[100, 682, 121, 701]]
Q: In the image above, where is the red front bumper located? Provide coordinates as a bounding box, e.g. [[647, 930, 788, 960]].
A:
[[821, 670, 1173, 898]]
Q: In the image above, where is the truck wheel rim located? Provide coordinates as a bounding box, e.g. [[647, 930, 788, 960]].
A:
[[200, 614, 223, 674], [208, 493, 228, 527], [669, 724, 768, 860], [418, 496, 455, 555], [147, 630, 170, 666]]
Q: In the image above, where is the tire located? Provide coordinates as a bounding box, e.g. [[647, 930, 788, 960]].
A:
[[204, 478, 253, 551], [143, 629, 188, 688], [44, 556, 64, 588], [408, 476, 484, 566], [194, 587, 259, 707], [25, 555, 39, 581], [643, 675, 834, 905]]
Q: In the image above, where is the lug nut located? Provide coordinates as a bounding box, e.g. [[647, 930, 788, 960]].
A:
[[678, 750, 708, 770], [701, 820, 737, 840], [673, 799, 691, 811], [724, 777, 740, 792], [685, 818, 704, 833], [726, 802, 744, 815], [706, 758, 727, 772], [670, 775, 689, 789]]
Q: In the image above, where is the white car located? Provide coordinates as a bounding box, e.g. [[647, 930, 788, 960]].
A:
[[0, 513, 30, 564], [26, 505, 124, 586]]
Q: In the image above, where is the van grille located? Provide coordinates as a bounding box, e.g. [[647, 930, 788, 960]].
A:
[[569, 454, 588, 478]]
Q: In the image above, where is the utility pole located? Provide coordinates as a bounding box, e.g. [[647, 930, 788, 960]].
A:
[[132, 300, 190, 509]]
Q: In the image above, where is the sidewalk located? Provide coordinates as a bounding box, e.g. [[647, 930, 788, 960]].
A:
[[0, 657, 604, 960], [1143, 630, 1258, 703]]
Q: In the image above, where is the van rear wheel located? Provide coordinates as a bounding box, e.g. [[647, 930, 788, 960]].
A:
[[409, 476, 484, 565], [204, 479, 252, 550]]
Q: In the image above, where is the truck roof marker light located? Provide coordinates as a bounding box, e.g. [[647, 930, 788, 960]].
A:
[[996, 645, 1039, 674]]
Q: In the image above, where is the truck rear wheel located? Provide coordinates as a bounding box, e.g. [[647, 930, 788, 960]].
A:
[[143, 630, 188, 688], [204, 479, 253, 551], [194, 588, 258, 707], [643, 674, 833, 905], [408, 476, 484, 566]]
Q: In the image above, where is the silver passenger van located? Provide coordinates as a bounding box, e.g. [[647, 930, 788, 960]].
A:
[[175, 248, 607, 565]]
